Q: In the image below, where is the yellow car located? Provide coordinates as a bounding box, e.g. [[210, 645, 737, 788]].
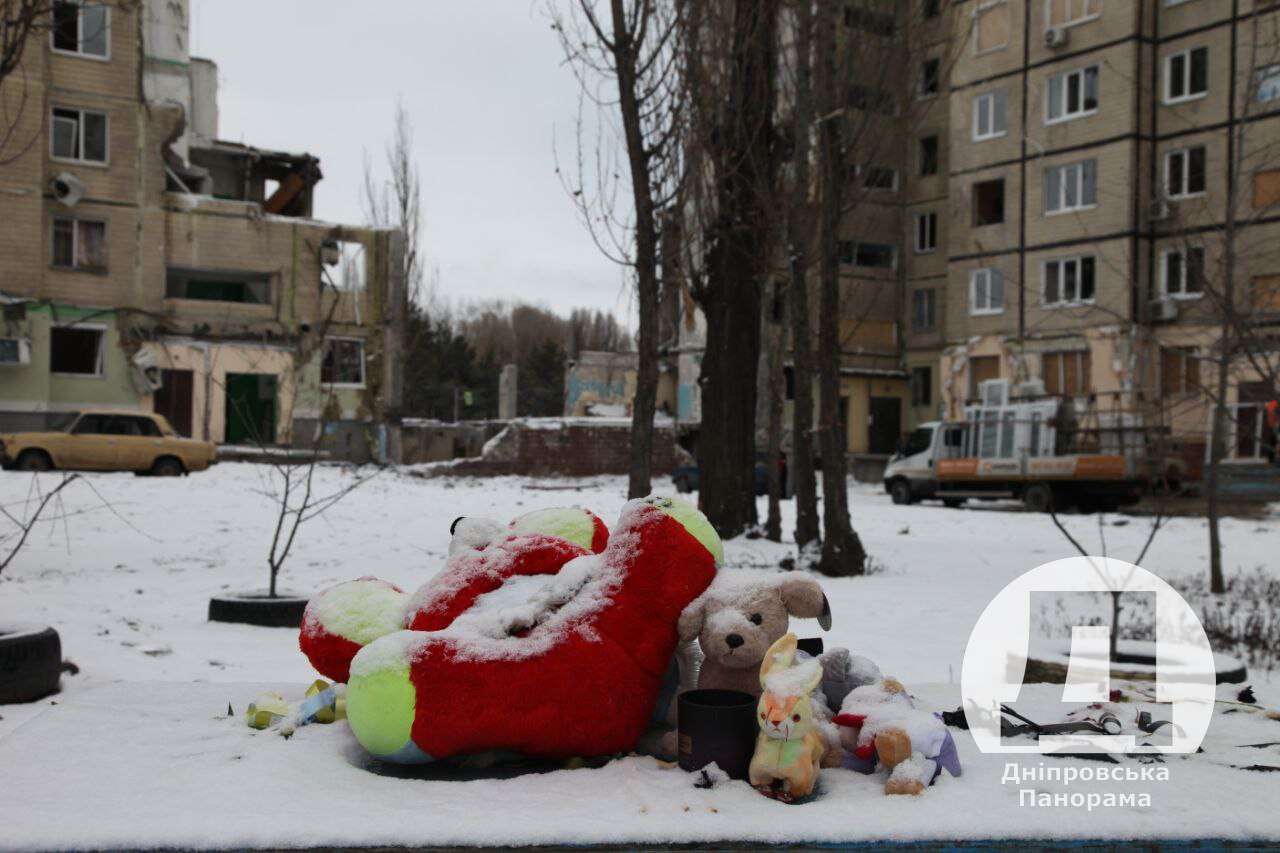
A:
[[0, 410, 217, 476]]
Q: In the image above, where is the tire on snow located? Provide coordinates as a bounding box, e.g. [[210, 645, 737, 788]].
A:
[[0, 624, 62, 704], [208, 592, 309, 628]]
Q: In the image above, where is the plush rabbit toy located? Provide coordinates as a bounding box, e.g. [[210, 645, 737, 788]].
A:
[[748, 633, 827, 803]]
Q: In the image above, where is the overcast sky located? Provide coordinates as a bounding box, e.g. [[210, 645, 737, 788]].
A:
[[190, 0, 631, 322]]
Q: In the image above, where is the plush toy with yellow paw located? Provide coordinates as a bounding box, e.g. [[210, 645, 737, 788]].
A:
[[833, 678, 962, 796], [748, 634, 829, 803]]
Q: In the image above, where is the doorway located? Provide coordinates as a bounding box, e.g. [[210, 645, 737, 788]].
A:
[[225, 373, 278, 445], [154, 369, 194, 437], [868, 396, 902, 455]]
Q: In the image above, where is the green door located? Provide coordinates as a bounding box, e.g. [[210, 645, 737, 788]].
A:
[[225, 373, 278, 445]]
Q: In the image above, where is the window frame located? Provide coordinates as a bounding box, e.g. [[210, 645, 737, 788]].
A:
[[1043, 159, 1098, 215], [50, 216, 107, 273], [973, 89, 1008, 141], [1041, 349, 1093, 397], [974, 0, 1011, 55], [1045, 65, 1100, 125], [1160, 246, 1205, 299], [1159, 346, 1201, 397], [50, 105, 109, 165], [1041, 255, 1097, 307], [910, 366, 933, 408], [914, 211, 938, 254], [911, 288, 937, 332], [1044, 0, 1100, 30], [1164, 146, 1207, 199], [863, 165, 899, 192], [320, 336, 367, 388], [970, 268, 1005, 316], [49, 1, 111, 61], [1256, 64, 1280, 103], [972, 177, 1006, 226], [1164, 46, 1209, 105], [49, 322, 106, 378]]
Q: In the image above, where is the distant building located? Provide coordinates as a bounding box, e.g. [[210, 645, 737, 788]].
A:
[[0, 0, 405, 460]]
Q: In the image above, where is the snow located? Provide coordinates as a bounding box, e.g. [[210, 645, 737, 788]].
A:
[[1, 464, 1279, 847]]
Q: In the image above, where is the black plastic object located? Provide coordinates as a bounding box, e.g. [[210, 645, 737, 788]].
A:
[[796, 637, 824, 658], [677, 689, 758, 781], [0, 626, 62, 704], [208, 592, 309, 628]]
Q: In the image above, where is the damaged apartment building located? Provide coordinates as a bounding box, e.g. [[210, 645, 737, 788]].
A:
[[0, 0, 405, 460]]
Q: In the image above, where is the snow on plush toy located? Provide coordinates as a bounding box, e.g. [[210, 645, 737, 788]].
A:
[[340, 496, 721, 763], [748, 634, 827, 802], [299, 507, 608, 683], [832, 678, 962, 795]]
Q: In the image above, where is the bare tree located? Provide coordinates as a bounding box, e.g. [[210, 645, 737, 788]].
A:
[[0, 473, 80, 575], [762, 278, 786, 541], [680, 0, 779, 537], [363, 99, 423, 304], [550, 0, 684, 500]]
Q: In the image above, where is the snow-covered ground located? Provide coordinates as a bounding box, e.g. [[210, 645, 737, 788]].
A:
[[1, 464, 1278, 848]]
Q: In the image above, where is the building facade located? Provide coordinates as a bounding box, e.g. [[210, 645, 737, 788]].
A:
[[906, 0, 1280, 464], [0, 0, 404, 460]]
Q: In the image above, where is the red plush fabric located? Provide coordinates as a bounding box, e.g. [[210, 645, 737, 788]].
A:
[[590, 514, 609, 553], [406, 535, 590, 632], [299, 628, 365, 684], [403, 505, 718, 760]]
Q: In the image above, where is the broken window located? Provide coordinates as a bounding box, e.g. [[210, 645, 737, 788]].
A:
[[972, 178, 1005, 226], [322, 240, 366, 291], [975, 0, 1010, 53], [51, 107, 107, 163], [321, 338, 366, 386], [166, 269, 271, 304], [1160, 347, 1200, 397], [863, 165, 898, 191], [51, 217, 106, 271], [840, 241, 897, 269], [911, 366, 933, 407], [919, 58, 940, 97], [50, 326, 103, 375], [968, 355, 1000, 398], [52, 1, 109, 57], [1253, 169, 1280, 210], [911, 289, 937, 332], [919, 135, 939, 176]]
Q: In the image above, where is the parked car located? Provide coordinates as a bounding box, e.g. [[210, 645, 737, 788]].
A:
[[0, 410, 217, 476], [672, 456, 790, 498]]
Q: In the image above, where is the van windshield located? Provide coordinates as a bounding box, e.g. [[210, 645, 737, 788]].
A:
[[902, 427, 933, 457]]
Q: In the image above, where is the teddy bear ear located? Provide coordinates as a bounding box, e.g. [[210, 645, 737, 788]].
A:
[[677, 597, 705, 644], [779, 576, 831, 630]]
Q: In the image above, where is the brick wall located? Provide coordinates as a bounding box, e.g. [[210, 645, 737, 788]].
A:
[[430, 419, 681, 478]]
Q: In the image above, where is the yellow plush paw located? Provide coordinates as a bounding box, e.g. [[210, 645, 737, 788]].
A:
[[875, 728, 913, 769]]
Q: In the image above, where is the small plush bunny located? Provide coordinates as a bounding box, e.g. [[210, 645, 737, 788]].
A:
[[748, 633, 827, 803]]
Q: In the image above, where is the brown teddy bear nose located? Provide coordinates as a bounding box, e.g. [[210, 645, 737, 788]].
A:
[[725, 633, 744, 649]]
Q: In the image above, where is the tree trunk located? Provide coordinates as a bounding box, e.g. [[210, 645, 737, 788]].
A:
[[764, 280, 786, 541], [813, 0, 866, 577], [786, 0, 820, 553], [693, 0, 777, 538], [606, 0, 660, 500]]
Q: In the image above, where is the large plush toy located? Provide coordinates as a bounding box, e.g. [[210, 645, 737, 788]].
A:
[[832, 678, 962, 795], [300, 507, 609, 684], [749, 634, 827, 802], [301, 496, 721, 764]]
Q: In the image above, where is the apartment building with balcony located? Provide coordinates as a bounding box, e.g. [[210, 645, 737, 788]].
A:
[[0, 1, 405, 460], [907, 0, 1280, 465]]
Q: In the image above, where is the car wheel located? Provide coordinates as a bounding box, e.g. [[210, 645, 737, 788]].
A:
[[889, 479, 913, 505], [150, 456, 185, 477], [1023, 483, 1054, 513], [0, 625, 62, 704], [14, 450, 53, 472]]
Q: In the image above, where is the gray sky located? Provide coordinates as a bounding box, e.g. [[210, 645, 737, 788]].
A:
[[191, 0, 630, 321]]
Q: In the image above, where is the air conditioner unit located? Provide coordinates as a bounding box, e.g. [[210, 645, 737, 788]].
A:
[[0, 337, 32, 366], [1149, 198, 1171, 222], [1045, 27, 1069, 49], [979, 377, 1010, 407], [1149, 297, 1180, 323], [130, 348, 163, 393]]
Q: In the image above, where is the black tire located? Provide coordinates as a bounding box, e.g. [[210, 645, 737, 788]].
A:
[[889, 479, 914, 505], [0, 625, 62, 704], [1023, 483, 1054, 513], [208, 592, 309, 628], [14, 450, 53, 472], [942, 498, 965, 509], [151, 456, 185, 477]]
